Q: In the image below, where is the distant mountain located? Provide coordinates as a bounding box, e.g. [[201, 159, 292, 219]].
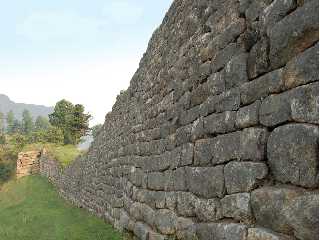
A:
[[0, 94, 53, 121]]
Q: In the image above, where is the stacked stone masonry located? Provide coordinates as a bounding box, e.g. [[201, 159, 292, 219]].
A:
[[17, 151, 41, 179], [40, 0, 319, 239]]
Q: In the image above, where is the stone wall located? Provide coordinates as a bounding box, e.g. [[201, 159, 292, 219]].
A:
[[40, 0, 319, 239], [17, 151, 41, 179]]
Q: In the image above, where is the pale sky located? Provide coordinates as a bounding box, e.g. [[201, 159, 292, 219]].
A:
[[0, 0, 173, 125]]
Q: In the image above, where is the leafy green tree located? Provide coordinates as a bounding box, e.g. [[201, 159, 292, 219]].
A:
[[45, 126, 64, 144], [34, 116, 50, 131], [6, 111, 14, 134], [0, 112, 4, 133], [12, 119, 22, 134], [22, 110, 34, 135], [91, 124, 103, 140], [49, 100, 91, 145]]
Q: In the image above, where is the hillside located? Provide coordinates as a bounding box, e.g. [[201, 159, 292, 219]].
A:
[[0, 94, 53, 120]]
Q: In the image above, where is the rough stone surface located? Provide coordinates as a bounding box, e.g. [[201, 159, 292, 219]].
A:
[[221, 193, 252, 222], [38, 0, 319, 239], [251, 186, 305, 234], [247, 228, 294, 240], [267, 124, 318, 188], [225, 161, 268, 194], [269, 0, 319, 68]]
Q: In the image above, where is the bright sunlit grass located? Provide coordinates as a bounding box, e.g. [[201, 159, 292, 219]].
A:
[[0, 175, 124, 240]]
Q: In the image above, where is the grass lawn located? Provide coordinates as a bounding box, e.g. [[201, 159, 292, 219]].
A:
[[0, 175, 124, 240]]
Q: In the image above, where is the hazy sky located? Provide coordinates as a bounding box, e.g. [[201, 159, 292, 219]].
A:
[[0, 0, 172, 125]]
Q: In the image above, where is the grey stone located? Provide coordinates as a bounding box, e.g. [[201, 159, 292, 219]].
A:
[[240, 127, 268, 161], [268, 124, 318, 188], [251, 186, 304, 234], [261, 0, 297, 36], [179, 143, 194, 167], [177, 192, 196, 217], [199, 61, 212, 81], [221, 193, 252, 222], [212, 43, 244, 72], [224, 53, 248, 89], [240, 69, 284, 105], [207, 71, 225, 96], [283, 43, 319, 89], [259, 92, 291, 127], [203, 111, 236, 135], [211, 131, 241, 165], [236, 100, 260, 128], [247, 228, 295, 240], [194, 198, 223, 222], [224, 161, 268, 194], [248, 38, 270, 79], [284, 193, 319, 240], [133, 222, 151, 240], [245, 0, 271, 22], [155, 209, 177, 235], [147, 172, 166, 191], [215, 87, 241, 113], [186, 166, 225, 198], [176, 217, 197, 240], [269, 0, 319, 68], [197, 222, 247, 240], [164, 168, 187, 191], [289, 82, 319, 124], [194, 138, 213, 166]]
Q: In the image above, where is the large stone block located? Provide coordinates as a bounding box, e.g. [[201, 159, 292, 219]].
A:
[[251, 186, 304, 234], [268, 124, 318, 188], [240, 69, 284, 105], [197, 222, 247, 240], [240, 127, 268, 161], [224, 161, 268, 194], [284, 193, 319, 240], [269, 0, 319, 68], [283, 43, 319, 89], [260, 0, 297, 36], [194, 198, 223, 222], [203, 111, 236, 135], [211, 131, 241, 165], [247, 228, 295, 240], [236, 100, 260, 128], [147, 172, 166, 191], [186, 166, 225, 198], [155, 209, 177, 235], [194, 138, 213, 166], [248, 38, 270, 79], [176, 192, 196, 217], [224, 53, 248, 89], [221, 193, 252, 222]]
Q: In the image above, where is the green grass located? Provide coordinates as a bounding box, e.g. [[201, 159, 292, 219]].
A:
[[0, 175, 124, 240], [22, 143, 82, 167]]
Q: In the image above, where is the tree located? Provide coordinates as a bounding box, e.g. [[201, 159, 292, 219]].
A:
[[12, 119, 22, 134], [0, 112, 4, 133], [6, 111, 14, 134], [49, 100, 91, 145], [22, 109, 34, 135], [91, 124, 103, 140], [34, 116, 50, 131]]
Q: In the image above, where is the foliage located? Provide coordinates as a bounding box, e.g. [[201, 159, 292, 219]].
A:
[[49, 100, 91, 145], [34, 116, 50, 131], [0, 176, 124, 240], [6, 111, 15, 134], [91, 124, 103, 140], [0, 112, 4, 133], [22, 110, 34, 134]]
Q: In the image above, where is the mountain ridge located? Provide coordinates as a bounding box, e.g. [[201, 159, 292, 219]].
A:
[[0, 94, 53, 120]]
